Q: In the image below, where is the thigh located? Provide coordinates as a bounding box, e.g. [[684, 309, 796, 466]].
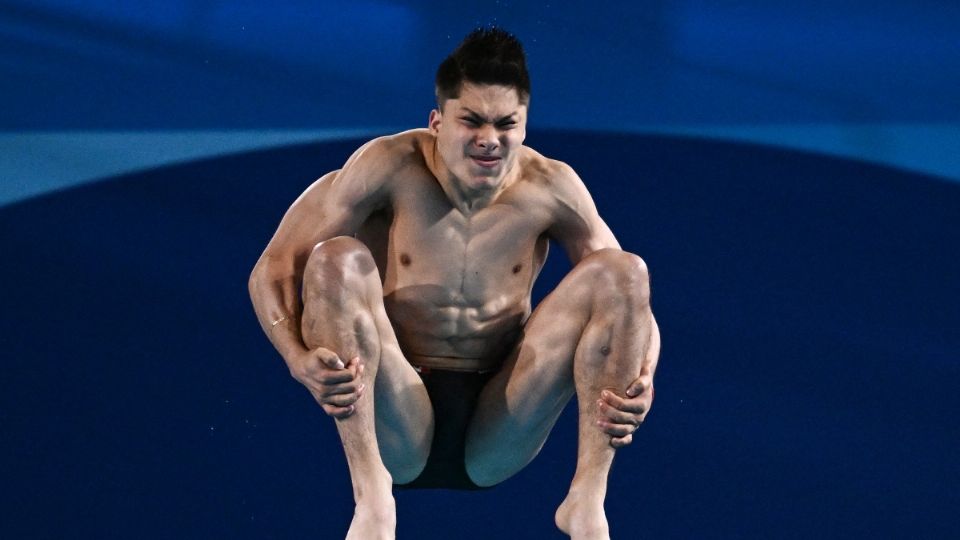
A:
[[368, 301, 436, 484], [464, 263, 596, 487], [300, 236, 435, 483]]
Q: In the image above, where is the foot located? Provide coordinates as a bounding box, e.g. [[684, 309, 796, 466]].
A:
[[345, 495, 396, 540], [555, 490, 610, 540]]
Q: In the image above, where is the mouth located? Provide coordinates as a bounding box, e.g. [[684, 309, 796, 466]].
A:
[[470, 155, 502, 168]]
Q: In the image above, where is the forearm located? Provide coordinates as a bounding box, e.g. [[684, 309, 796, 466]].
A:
[[248, 257, 309, 363]]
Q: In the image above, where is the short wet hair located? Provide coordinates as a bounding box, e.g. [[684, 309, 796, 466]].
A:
[[435, 27, 531, 110]]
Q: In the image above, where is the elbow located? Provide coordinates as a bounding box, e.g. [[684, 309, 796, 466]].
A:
[[248, 251, 298, 300], [248, 252, 276, 301], [248, 259, 264, 303]]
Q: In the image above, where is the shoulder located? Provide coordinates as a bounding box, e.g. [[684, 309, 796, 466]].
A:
[[516, 146, 593, 210], [516, 146, 619, 256], [343, 128, 427, 173], [331, 128, 432, 197]]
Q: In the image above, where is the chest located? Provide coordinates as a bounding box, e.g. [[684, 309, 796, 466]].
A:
[[384, 177, 552, 292]]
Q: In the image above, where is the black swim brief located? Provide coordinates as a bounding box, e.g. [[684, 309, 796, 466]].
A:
[[393, 366, 495, 491]]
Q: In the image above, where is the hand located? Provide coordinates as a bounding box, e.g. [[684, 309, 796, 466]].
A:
[[289, 347, 365, 419], [596, 315, 660, 448], [596, 371, 654, 448]]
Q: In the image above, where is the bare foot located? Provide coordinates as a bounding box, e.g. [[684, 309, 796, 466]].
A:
[[345, 495, 396, 540], [555, 491, 610, 540]]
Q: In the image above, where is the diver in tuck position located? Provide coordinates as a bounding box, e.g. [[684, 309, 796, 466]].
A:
[[249, 27, 660, 540]]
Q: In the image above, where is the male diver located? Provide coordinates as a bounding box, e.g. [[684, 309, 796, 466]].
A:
[[249, 28, 660, 540]]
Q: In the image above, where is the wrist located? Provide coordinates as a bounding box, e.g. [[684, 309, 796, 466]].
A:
[[266, 315, 308, 362], [270, 313, 300, 335]]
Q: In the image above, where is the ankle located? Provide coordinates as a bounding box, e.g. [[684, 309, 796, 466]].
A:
[[352, 469, 394, 504], [355, 492, 395, 514], [556, 490, 609, 539], [567, 476, 608, 502]]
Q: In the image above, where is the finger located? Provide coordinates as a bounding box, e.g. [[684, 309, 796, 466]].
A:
[[597, 398, 638, 425], [610, 433, 633, 449], [322, 403, 355, 419], [597, 419, 637, 438], [625, 377, 647, 398], [324, 392, 361, 407], [626, 361, 653, 397], [322, 381, 365, 398], [601, 389, 647, 415], [316, 372, 357, 386], [334, 356, 363, 383], [317, 350, 345, 370], [317, 369, 359, 385], [307, 388, 356, 418], [629, 317, 660, 398], [349, 357, 363, 378]]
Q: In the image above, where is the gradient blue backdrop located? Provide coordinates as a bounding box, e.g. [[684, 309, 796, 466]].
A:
[[1, 2, 958, 538]]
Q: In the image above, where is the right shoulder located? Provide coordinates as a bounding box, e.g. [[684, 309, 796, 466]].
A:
[[340, 128, 431, 181], [260, 130, 434, 260], [308, 129, 429, 208]]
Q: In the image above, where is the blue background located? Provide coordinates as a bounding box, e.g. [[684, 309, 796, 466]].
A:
[[1, 1, 958, 538]]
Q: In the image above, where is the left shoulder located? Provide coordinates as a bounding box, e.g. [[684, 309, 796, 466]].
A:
[[516, 146, 619, 258], [517, 146, 594, 211]]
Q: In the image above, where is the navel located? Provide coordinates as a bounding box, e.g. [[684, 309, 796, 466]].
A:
[[400, 253, 412, 266], [512, 263, 523, 274]]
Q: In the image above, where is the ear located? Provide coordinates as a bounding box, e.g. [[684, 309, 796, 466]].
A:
[[428, 109, 442, 133]]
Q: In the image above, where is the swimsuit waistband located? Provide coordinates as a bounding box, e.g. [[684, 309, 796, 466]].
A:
[[407, 353, 500, 373]]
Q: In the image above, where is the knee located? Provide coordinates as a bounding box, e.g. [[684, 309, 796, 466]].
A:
[[302, 236, 381, 304], [304, 236, 377, 279], [579, 248, 650, 306], [464, 461, 507, 489], [386, 453, 429, 485]]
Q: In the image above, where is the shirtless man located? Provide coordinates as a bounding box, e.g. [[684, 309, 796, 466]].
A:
[[248, 28, 660, 539]]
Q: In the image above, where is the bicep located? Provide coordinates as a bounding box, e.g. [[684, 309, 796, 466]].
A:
[[263, 153, 389, 268], [553, 211, 620, 264], [548, 168, 620, 264], [261, 170, 344, 268]]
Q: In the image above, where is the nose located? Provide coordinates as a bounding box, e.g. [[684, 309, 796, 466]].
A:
[[474, 124, 499, 152]]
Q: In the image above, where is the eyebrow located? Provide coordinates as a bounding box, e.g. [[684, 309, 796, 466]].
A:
[[460, 108, 518, 123]]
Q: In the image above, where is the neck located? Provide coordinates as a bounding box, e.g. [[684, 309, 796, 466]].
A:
[[429, 141, 514, 215]]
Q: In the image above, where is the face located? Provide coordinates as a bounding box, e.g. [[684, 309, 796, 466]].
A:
[[429, 82, 528, 193]]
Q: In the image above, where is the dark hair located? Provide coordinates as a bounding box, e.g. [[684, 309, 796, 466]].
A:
[[435, 27, 530, 109]]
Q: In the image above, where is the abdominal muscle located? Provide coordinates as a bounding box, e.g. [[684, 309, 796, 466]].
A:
[[383, 286, 528, 372]]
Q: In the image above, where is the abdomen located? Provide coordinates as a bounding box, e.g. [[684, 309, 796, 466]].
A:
[[384, 286, 527, 361]]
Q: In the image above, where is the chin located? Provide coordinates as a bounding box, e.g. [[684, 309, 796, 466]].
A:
[[464, 177, 497, 191], [474, 167, 505, 182], [458, 166, 498, 185]]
